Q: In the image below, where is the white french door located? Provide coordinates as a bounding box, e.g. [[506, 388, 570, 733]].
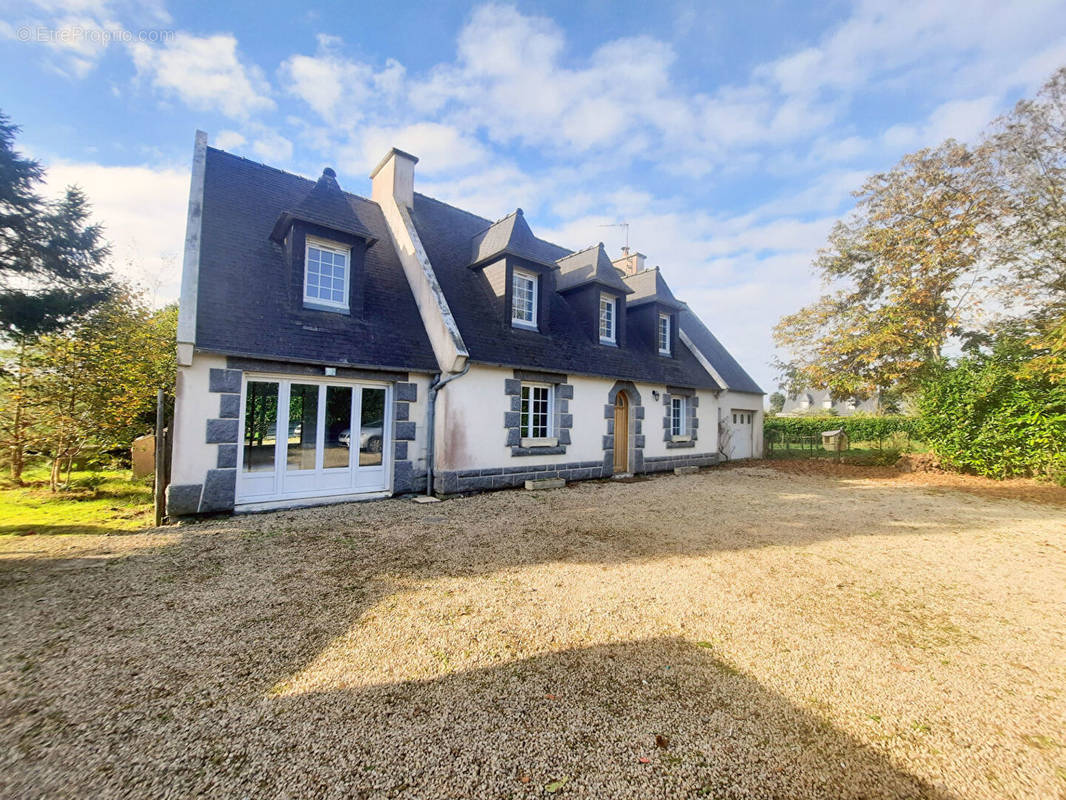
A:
[[236, 375, 391, 504]]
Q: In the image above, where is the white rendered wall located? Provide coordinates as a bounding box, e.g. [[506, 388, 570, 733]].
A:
[[434, 365, 723, 472], [171, 352, 227, 485], [717, 390, 765, 459]]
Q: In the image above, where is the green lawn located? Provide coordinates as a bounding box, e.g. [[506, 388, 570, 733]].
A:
[[0, 466, 154, 536]]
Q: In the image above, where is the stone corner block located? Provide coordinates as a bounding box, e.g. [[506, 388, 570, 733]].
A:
[[556, 383, 574, 399], [166, 484, 202, 517], [504, 378, 521, 396], [395, 382, 418, 402], [206, 418, 239, 444], [208, 368, 241, 394], [394, 420, 417, 441], [216, 444, 238, 469], [219, 393, 240, 419], [199, 469, 236, 513]]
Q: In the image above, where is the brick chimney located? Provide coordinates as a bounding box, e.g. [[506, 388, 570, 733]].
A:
[[611, 246, 646, 276]]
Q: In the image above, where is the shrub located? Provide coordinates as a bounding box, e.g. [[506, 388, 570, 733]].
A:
[[916, 334, 1066, 484], [764, 414, 918, 443]]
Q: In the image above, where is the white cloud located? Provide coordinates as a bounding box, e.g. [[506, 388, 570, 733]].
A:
[[2, 0, 171, 77], [44, 160, 188, 304], [131, 33, 274, 118], [214, 130, 246, 150], [251, 130, 293, 163], [279, 35, 404, 127], [350, 122, 488, 175]]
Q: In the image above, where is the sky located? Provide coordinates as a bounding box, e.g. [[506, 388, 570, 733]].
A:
[[2, 0, 1065, 395]]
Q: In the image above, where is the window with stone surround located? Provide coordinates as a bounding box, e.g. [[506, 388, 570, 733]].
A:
[[670, 395, 686, 436], [520, 383, 553, 439]]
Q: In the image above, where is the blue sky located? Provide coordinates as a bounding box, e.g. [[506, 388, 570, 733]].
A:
[[3, 0, 1065, 394]]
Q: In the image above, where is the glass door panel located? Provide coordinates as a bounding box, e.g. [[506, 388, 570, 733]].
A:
[[359, 387, 386, 467], [324, 386, 353, 470], [239, 381, 280, 498], [286, 384, 319, 471]]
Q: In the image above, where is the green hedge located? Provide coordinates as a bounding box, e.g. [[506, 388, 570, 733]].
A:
[[916, 337, 1066, 483], [764, 414, 918, 442]]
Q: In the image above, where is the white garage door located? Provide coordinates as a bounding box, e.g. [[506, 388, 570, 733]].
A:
[[729, 409, 755, 459]]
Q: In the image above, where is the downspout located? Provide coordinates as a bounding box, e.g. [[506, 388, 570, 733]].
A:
[[424, 362, 470, 496]]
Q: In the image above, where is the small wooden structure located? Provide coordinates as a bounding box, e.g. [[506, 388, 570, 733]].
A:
[[132, 435, 155, 478], [822, 429, 848, 462]]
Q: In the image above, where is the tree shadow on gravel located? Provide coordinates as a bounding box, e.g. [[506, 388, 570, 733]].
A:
[[3, 634, 957, 799]]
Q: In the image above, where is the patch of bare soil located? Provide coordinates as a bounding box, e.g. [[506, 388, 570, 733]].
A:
[[1, 468, 1064, 799], [748, 458, 1066, 508]]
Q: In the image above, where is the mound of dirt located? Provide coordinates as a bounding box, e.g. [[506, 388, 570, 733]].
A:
[[895, 453, 943, 473]]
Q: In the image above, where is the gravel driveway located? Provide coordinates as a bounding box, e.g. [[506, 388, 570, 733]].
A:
[[1, 465, 1063, 799]]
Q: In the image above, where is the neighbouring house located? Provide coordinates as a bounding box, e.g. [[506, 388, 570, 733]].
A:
[[166, 134, 764, 515], [779, 390, 881, 416]]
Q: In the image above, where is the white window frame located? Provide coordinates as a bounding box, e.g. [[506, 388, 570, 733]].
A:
[[304, 236, 351, 312], [599, 294, 616, 344], [520, 382, 554, 441], [511, 269, 538, 329], [670, 395, 687, 437], [658, 313, 671, 355]]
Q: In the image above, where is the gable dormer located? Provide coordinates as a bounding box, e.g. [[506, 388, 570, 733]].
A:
[[270, 167, 377, 316], [622, 265, 684, 357], [469, 208, 556, 333], [555, 243, 634, 346]]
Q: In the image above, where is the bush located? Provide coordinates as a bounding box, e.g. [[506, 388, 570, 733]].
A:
[[764, 414, 918, 443], [917, 335, 1066, 484]]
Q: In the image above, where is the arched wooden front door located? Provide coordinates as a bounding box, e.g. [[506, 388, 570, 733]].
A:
[[613, 392, 629, 474]]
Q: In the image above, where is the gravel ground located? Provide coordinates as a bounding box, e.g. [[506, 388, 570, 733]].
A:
[[1, 465, 1064, 799]]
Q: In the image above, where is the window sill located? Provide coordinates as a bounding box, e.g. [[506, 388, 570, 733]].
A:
[[671, 434, 692, 443], [520, 437, 558, 448], [666, 439, 696, 449], [511, 320, 539, 331], [599, 338, 617, 346], [304, 300, 350, 314]]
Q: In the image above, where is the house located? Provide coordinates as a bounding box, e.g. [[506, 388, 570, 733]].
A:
[[780, 390, 881, 416], [166, 133, 765, 515]]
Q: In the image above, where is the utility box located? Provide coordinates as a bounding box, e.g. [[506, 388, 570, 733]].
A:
[[821, 429, 848, 452], [132, 434, 155, 478]]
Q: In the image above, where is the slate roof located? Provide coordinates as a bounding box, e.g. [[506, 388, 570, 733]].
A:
[[555, 243, 633, 295], [195, 148, 438, 372], [411, 192, 721, 388], [269, 167, 377, 244], [470, 208, 560, 268], [624, 267, 684, 309], [678, 306, 764, 394]]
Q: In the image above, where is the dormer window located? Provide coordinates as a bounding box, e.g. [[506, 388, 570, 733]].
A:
[[658, 313, 671, 355], [599, 295, 616, 344], [512, 269, 538, 329], [304, 236, 350, 311]]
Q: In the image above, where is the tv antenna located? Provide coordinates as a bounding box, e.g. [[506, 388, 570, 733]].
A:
[[598, 221, 630, 252]]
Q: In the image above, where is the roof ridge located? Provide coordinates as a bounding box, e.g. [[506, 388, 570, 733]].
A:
[[414, 191, 493, 226], [207, 146, 374, 205], [556, 242, 601, 261], [413, 191, 575, 257]]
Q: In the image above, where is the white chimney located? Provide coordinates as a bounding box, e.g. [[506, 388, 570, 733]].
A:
[[611, 247, 646, 276], [370, 147, 419, 209]]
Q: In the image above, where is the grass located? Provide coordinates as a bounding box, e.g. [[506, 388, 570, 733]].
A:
[[766, 435, 930, 466], [0, 464, 154, 536]]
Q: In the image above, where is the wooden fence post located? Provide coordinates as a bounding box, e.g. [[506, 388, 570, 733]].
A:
[[153, 389, 165, 527]]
